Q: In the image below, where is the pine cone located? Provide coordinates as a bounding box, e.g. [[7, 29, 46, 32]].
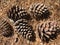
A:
[[14, 19, 35, 41], [37, 21, 60, 43], [29, 3, 50, 20], [0, 17, 14, 37], [7, 5, 31, 22]]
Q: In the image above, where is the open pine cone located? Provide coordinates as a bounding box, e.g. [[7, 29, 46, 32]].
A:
[[7, 5, 31, 22], [37, 21, 60, 43], [0, 17, 14, 37], [29, 3, 50, 20], [14, 19, 36, 41]]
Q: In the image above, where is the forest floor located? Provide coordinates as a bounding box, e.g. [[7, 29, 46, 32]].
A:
[[0, 0, 60, 45]]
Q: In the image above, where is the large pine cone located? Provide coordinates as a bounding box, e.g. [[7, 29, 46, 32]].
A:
[[37, 21, 60, 43], [29, 3, 50, 20], [14, 19, 35, 41], [7, 5, 31, 22]]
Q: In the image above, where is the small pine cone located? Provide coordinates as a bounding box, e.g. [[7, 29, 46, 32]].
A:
[[7, 5, 31, 22], [14, 19, 35, 41], [0, 17, 14, 37], [29, 3, 50, 20], [37, 21, 60, 43]]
